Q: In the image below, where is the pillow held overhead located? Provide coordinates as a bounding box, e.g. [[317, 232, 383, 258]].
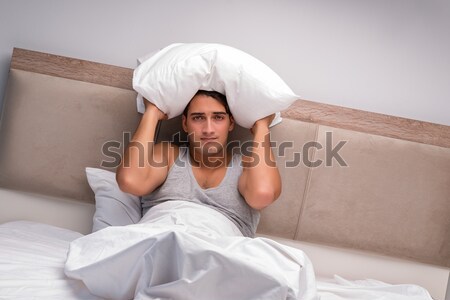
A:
[[133, 43, 299, 129]]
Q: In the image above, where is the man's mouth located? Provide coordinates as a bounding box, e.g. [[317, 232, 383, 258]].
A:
[[200, 137, 217, 142]]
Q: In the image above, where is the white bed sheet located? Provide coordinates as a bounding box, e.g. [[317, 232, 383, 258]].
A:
[[0, 221, 100, 299], [0, 211, 435, 300]]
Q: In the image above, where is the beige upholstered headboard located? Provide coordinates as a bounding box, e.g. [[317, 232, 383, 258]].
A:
[[0, 48, 140, 202], [0, 48, 449, 270]]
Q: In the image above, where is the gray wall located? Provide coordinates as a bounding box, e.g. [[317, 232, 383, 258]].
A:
[[0, 0, 449, 125]]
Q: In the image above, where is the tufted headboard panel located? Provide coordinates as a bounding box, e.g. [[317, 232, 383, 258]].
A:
[[0, 49, 140, 203]]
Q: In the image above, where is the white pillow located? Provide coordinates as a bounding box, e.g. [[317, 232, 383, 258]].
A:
[[133, 43, 299, 128], [86, 167, 141, 232]]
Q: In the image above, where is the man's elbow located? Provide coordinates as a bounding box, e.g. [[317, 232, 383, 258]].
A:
[[116, 172, 146, 196], [246, 186, 281, 210]]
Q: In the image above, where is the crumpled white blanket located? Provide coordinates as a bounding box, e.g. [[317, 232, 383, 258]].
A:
[[64, 201, 319, 300]]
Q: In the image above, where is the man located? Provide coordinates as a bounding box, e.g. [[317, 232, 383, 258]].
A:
[[116, 90, 281, 237], [66, 92, 317, 299]]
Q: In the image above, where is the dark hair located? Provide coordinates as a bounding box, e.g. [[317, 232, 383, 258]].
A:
[[182, 90, 231, 116]]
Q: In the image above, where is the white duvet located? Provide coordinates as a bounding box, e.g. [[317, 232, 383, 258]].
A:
[[0, 201, 434, 300], [65, 201, 318, 300]]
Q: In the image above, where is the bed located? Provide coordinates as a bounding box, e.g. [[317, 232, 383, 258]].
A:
[[0, 48, 449, 299]]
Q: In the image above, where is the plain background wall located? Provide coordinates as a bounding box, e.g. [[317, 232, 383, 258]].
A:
[[0, 0, 449, 126]]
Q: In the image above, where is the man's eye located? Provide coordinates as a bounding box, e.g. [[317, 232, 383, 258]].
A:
[[192, 116, 204, 121], [214, 115, 225, 120]]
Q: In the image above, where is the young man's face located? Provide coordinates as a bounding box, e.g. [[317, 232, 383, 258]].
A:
[[182, 94, 234, 158]]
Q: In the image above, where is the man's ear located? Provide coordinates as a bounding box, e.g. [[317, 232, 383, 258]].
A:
[[229, 115, 235, 132], [182, 115, 188, 132]]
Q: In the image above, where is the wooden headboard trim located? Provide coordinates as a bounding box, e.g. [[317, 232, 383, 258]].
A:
[[11, 48, 133, 90], [282, 100, 450, 149], [10, 48, 450, 148]]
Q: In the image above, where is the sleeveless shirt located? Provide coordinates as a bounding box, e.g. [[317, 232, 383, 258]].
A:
[[141, 147, 260, 237]]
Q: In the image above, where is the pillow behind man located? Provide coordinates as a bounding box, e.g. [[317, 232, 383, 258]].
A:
[[133, 43, 299, 129], [86, 168, 141, 232]]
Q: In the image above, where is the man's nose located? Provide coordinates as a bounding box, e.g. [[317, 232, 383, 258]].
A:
[[202, 118, 214, 134]]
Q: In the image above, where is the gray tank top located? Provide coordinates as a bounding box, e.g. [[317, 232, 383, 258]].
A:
[[141, 147, 260, 237]]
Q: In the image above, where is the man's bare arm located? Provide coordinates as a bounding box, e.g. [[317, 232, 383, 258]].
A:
[[116, 101, 173, 196], [238, 114, 282, 210]]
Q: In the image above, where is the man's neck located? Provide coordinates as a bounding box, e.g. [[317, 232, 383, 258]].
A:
[[189, 147, 231, 169]]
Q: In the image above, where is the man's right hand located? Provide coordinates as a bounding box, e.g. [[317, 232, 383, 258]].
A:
[[144, 99, 168, 121]]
